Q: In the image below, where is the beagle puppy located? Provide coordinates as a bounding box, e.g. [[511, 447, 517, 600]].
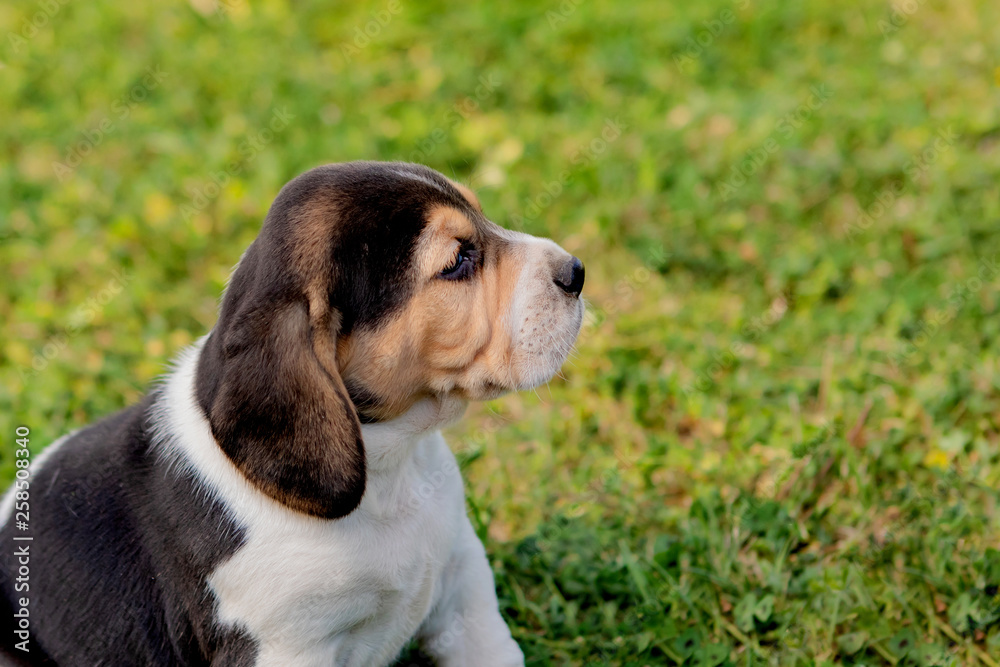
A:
[[0, 162, 584, 666]]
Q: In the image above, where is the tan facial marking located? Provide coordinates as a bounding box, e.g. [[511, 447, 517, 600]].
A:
[[414, 205, 476, 277], [338, 205, 525, 419], [448, 179, 482, 212], [328, 176, 582, 422]]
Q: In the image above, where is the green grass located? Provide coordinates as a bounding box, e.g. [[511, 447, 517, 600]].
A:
[[3, 0, 1000, 664]]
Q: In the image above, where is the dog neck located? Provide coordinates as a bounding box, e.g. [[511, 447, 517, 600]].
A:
[[361, 395, 468, 474], [156, 338, 470, 521]]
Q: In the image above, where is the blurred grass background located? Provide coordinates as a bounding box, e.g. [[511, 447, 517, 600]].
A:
[[2, 0, 1000, 664]]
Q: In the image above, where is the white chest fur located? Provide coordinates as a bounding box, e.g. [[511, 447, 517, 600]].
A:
[[155, 347, 471, 666]]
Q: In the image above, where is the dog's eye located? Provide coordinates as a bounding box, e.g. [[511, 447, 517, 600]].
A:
[[439, 245, 478, 280]]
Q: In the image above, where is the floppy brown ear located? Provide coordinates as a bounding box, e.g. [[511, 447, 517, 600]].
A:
[[194, 237, 365, 520]]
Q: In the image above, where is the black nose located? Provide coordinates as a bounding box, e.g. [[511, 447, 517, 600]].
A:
[[554, 256, 585, 298]]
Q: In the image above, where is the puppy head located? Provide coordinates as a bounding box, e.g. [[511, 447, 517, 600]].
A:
[[196, 162, 584, 518]]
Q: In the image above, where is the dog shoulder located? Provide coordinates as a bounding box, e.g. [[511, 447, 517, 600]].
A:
[[0, 383, 257, 664]]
